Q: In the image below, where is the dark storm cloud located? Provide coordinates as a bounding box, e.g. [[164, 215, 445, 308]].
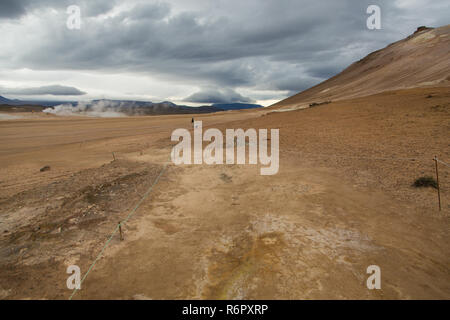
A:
[[1, 0, 448, 100], [0, 0, 118, 19], [306, 64, 344, 79], [0, 0, 27, 18], [0, 85, 86, 96], [185, 88, 254, 104], [126, 2, 171, 20]]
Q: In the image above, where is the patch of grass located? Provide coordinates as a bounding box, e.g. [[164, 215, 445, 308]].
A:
[[413, 176, 438, 189], [309, 101, 331, 107]]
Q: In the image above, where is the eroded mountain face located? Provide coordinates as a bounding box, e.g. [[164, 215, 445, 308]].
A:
[[272, 25, 450, 110]]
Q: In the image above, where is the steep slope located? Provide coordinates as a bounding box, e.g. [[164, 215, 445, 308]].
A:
[[271, 25, 450, 109]]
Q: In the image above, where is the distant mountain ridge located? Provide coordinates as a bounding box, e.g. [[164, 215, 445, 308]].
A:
[[0, 95, 263, 115], [212, 103, 263, 110], [0, 95, 27, 105]]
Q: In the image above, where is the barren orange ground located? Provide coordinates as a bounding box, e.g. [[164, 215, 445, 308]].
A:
[[0, 87, 449, 299]]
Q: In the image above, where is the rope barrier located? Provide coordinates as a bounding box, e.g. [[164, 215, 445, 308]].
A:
[[67, 149, 448, 299], [437, 159, 450, 168], [68, 161, 169, 300], [283, 150, 432, 162]]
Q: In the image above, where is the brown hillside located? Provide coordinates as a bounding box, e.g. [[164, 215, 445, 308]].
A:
[[271, 25, 450, 110]]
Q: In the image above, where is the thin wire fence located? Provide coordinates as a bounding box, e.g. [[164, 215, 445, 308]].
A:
[[68, 148, 448, 299], [69, 160, 169, 300]]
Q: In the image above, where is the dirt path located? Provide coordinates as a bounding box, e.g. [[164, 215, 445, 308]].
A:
[[74, 155, 449, 299]]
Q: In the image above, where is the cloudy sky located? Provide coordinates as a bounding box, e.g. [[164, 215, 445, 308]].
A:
[[0, 0, 448, 106]]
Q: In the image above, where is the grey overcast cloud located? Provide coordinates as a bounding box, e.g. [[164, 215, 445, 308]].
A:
[[0, 0, 449, 106]]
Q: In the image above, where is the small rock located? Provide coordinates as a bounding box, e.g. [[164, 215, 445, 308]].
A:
[[51, 227, 61, 234], [0, 288, 11, 299], [40, 166, 51, 172]]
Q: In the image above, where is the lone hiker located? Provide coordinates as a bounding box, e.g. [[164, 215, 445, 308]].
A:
[[191, 117, 194, 128]]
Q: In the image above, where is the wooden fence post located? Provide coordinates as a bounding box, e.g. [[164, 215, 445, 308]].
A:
[[434, 156, 441, 211], [119, 222, 124, 241]]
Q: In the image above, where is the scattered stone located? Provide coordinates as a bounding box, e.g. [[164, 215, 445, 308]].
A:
[[0, 288, 11, 299], [220, 173, 232, 183], [51, 227, 62, 234], [40, 165, 51, 172]]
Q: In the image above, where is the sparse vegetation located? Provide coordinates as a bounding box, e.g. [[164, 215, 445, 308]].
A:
[[309, 101, 331, 107], [413, 176, 438, 189]]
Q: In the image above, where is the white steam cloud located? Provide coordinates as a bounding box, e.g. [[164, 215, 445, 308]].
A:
[[44, 101, 131, 118], [43, 100, 219, 117]]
